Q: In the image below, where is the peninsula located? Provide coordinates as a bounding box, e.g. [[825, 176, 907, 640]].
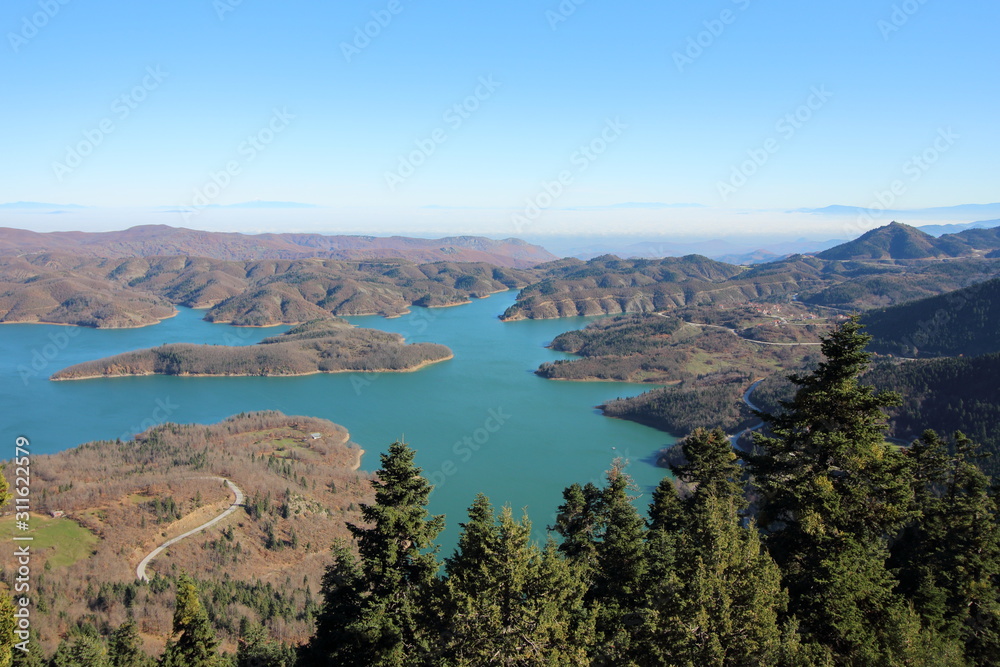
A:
[[50, 319, 452, 380]]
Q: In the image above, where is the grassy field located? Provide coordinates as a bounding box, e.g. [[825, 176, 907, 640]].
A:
[[0, 513, 99, 569]]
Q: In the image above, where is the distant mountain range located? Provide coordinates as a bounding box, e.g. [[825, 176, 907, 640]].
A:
[[543, 237, 847, 265], [916, 219, 1000, 237], [797, 203, 1000, 220], [817, 221, 1000, 261], [0, 201, 87, 209], [0, 225, 556, 268]]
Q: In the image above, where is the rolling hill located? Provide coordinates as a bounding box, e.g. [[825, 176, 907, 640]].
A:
[[0, 254, 537, 327], [862, 277, 1000, 358], [817, 221, 1000, 261], [0, 411, 371, 655], [50, 319, 453, 380], [0, 225, 557, 268], [816, 221, 968, 260], [500, 245, 1000, 320]]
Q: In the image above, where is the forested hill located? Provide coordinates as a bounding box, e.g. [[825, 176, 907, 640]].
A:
[[817, 221, 969, 259], [0, 254, 535, 327], [862, 276, 1000, 357], [50, 319, 452, 379], [0, 225, 557, 268], [5, 323, 1000, 665], [0, 411, 371, 659], [866, 353, 1000, 478], [501, 245, 1000, 320], [817, 220, 1000, 260]]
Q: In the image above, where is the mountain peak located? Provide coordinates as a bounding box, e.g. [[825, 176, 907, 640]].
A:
[[817, 221, 960, 260]]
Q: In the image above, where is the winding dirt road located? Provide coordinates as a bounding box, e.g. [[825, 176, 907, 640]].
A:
[[135, 477, 244, 582]]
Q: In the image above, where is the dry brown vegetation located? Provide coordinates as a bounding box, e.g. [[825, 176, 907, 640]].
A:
[[0, 253, 537, 327], [0, 411, 372, 656], [51, 318, 453, 379], [501, 252, 1000, 321], [0, 225, 557, 267]]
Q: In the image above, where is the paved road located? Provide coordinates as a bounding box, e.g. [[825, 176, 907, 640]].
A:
[[731, 379, 767, 452], [684, 320, 822, 346], [135, 477, 244, 582]]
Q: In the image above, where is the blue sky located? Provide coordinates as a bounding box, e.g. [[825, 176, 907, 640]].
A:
[[1, 0, 997, 237]]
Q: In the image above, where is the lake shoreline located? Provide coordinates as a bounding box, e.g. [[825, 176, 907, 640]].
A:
[[49, 353, 454, 381]]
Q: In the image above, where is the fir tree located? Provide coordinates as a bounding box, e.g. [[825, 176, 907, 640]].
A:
[[550, 482, 603, 568], [160, 574, 220, 667], [0, 591, 13, 667], [642, 428, 786, 665], [67, 635, 110, 667], [0, 469, 14, 667], [235, 621, 295, 667], [441, 496, 591, 665], [671, 427, 742, 502], [9, 629, 43, 667], [590, 461, 646, 665], [308, 441, 444, 666], [107, 619, 152, 667], [746, 317, 936, 663], [893, 431, 1000, 664]]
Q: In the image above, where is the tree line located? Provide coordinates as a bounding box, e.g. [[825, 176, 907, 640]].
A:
[[2, 319, 999, 665]]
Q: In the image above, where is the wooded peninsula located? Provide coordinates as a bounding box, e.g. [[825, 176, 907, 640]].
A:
[[50, 319, 453, 380]]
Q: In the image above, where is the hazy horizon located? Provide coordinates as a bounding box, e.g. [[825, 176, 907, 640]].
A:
[[2, 1, 997, 240]]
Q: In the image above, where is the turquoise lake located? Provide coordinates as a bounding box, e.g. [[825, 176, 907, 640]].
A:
[[0, 291, 676, 546]]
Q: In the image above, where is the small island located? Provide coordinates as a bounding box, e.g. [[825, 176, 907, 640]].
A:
[[50, 319, 453, 380]]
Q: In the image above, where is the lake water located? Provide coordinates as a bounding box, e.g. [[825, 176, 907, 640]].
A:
[[0, 291, 676, 546]]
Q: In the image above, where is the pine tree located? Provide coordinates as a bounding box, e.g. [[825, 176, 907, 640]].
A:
[[8, 649, 41, 667], [0, 469, 14, 667], [307, 441, 444, 666], [0, 589, 13, 667], [746, 317, 935, 663], [647, 476, 686, 534], [671, 427, 742, 502], [67, 635, 110, 667], [305, 541, 365, 664], [235, 621, 296, 667], [893, 431, 1000, 664], [550, 482, 602, 568], [590, 461, 647, 665], [9, 629, 43, 667], [160, 574, 220, 667], [639, 428, 786, 666], [632, 478, 684, 665], [441, 496, 591, 665], [47, 641, 74, 667], [107, 619, 152, 667]]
